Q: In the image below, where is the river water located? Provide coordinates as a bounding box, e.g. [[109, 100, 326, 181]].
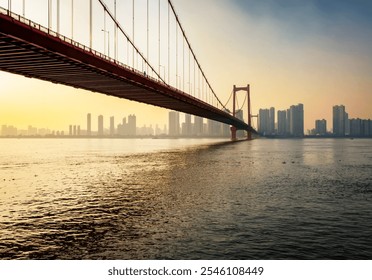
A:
[[0, 138, 371, 259]]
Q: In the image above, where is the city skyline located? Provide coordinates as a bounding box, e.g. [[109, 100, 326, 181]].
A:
[[258, 104, 304, 137], [2, 101, 372, 137], [1, 0, 372, 133], [257, 103, 372, 137], [1, 111, 241, 138], [1, 113, 165, 137]]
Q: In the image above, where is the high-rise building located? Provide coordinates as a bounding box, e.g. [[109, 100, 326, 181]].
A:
[[207, 118, 222, 136], [258, 108, 275, 135], [350, 118, 361, 136], [361, 119, 370, 136], [345, 112, 350, 136], [110, 116, 115, 136], [350, 118, 372, 137], [315, 119, 327, 135], [259, 104, 303, 137], [258, 109, 270, 135], [269, 107, 275, 134], [194, 116, 204, 136], [286, 108, 291, 135], [183, 114, 192, 136], [333, 105, 347, 136], [87, 113, 91, 136], [98, 115, 104, 136], [117, 117, 127, 136], [128, 114, 136, 136], [289, 104, 304, 137], [168, 111, 180, 136], [277, 110, 287, 136]]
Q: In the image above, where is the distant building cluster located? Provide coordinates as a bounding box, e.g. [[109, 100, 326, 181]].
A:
[[1, 125, 64, 137], [314, 119, 327, 136], [258, 104, 304, 137], [0, 113, 165, 137], [82, 113, 167, 137], [168, 110, 245, 138], [1, 110, 244, 138], [3, 105, 370, 138], [257, 103, 371, 138], [309, 105, 372, 137]]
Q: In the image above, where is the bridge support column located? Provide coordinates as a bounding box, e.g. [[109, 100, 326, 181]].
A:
[[231, 84, 253, 141], [247, 84, 252, 140], [231, 126, 237, 141], [231, 84, 237, 141]]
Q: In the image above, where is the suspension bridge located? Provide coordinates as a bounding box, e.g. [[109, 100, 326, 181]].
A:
[[0, 0, 256, 140]]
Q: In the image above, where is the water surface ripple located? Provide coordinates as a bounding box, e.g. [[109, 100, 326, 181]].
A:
[[0, 138, 371, 259]]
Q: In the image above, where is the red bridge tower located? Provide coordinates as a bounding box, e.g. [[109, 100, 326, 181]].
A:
[[231, 84, 252, 141]]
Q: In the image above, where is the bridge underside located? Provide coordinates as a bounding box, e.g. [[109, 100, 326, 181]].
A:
[[0, 12, 254, 132]]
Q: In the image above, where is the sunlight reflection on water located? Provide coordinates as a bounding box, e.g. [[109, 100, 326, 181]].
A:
[[0, 138, 371, 259]]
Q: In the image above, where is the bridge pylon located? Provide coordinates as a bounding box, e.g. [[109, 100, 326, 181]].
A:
[[231, 84, 252, 141]]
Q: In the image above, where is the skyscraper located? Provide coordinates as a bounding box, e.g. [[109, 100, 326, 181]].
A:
[[98, 115, 104, 136], [350, 118, 361, 136], [277, 110, 287, 136], [345, 112, 350, 136], [168, 111, 180, 136], [289, 104, 304, 137], [194, 116, 204, 136], [315, 119, 327, 135], [128, 114, 136, 136], [258, 108, 275, 135], [184, 114, 192, 136], [87, 113, 91, 136], [258, 109, 270, 135], [110, 116, 115, 136], [207, 118, 222, 137], [350, 118, 372, 137], [269, 107, 275, 134], [117, 117, 127, 136], [333, 105, 347, 136], [286, 108, 291, 135], [361, 119, 371, 136]]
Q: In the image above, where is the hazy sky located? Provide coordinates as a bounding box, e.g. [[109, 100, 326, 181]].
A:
[[1, 0, 371, 132]]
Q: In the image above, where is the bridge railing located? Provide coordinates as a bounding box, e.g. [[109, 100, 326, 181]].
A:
[[1, 3, 236, 120], [1, 6, 217, 105], [0, 6, 150, 83]]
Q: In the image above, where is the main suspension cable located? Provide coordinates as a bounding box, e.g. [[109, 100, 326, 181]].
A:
[[97, 0, 165, 84], [168, 0, 230, 112], [223, 89, 233, 109]]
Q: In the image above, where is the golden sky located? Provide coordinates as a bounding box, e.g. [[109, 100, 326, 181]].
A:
[[1, 0, 371, 132]]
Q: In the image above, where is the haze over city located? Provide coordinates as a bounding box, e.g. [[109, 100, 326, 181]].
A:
[[1, 0, 371, 132]]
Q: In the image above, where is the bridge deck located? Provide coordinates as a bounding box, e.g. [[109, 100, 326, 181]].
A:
[[0, 11, 254, 132]]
